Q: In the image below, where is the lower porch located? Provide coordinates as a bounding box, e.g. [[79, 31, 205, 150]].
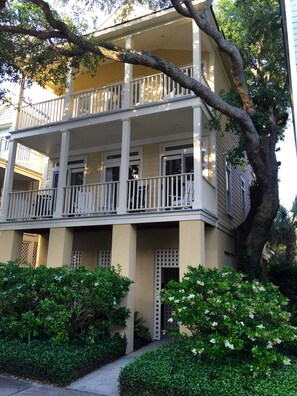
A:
[[0, 222, 235, 352]]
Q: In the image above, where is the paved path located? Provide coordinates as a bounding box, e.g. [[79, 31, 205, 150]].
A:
[[0, 341, 165, 396]]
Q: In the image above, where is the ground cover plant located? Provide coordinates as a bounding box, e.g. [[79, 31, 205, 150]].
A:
[[119, 266, 297, 395], [0, 262, 131, 384], [119, 341, 297, 396]]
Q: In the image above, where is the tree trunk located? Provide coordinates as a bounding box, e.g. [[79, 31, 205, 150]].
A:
[[236, 137, 279, 280]]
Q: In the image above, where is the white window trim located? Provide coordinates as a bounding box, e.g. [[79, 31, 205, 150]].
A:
[[225, 159, 232, 216], [241, 175, 246, 219]]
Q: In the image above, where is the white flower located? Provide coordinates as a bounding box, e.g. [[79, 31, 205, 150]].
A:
[[249, 313, 254, 319], [211, 321, 218, 327], [187, 294, 195, 300], [259, 286, 265, 292], [240, 321, 245, 326], [197, 280, 205, 286], [267, 342, 273, 349], [283, 358, 291, 365], [168, 296, 174, 301], [174, 299, 180, 303], [223, 315, 228, 320], [94, 282, 99, 286], [167, 318, 174, 323], [256, 324, 265, 329], [191, 348, 197, 356], [179, 289, 185, 293], [205, 310, 209, 315], [224, 341, 234, 350], [274, 338, 282, 344], [210, 338, 216, 344]]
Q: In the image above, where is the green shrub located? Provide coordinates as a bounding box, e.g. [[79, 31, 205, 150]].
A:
[[0, 262, 132, 344], [0, 334, 126, 386], [134, 312, 152, 350], [119, 341, 297, 396], [160, 266, 297, 374]]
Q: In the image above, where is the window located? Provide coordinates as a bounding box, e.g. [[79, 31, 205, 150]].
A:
[[51, 157, 86, 188], [225, 160, 232, 215], [241, 176, 246, 219]]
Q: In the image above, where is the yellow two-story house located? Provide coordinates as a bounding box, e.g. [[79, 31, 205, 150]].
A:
[[0, 3, 252, 351]]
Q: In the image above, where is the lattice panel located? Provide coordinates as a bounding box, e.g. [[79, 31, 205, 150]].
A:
[[20, 242, 30, 266], [98, 250, 111, 268], [154, 248, 179, 340], [71, 250, 82, 270], [32, 242, 38, 266]]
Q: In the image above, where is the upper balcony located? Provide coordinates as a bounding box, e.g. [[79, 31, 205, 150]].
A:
[[0, 136, 46, 176], [16, 65, 210, 131]]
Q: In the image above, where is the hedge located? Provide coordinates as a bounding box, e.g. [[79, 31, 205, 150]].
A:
[[119, 341, 297, 396], [0, 334, 126, 386]]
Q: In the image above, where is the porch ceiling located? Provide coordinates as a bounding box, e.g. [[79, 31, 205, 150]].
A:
[[18, 107, 194, 157]]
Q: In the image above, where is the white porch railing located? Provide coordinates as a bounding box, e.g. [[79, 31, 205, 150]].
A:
[[63, 182, 119, 216], [128, 173, 194, 211], [0, 137, 46, 174], [131, 66, 194, 105], [15, 65, 209, 130], [7, 188, 57, 220], [18, 97, 65, 129], [71, 83, 124, 118]]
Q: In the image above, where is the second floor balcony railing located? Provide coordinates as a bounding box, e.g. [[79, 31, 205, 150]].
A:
[[0, 137, 46, 174], [16, 65, 208, 130], [6, 173, 200, 221]]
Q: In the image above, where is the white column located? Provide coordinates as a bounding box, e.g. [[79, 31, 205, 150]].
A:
[[123, 36, 133, 108], [54, 130, 70, 218], [63, 67, 74, 121], [117, 119, 131, 214], [10, 77, 25, 131], [193, 106, 203, 209], [0, 139, 17, 221], [192, 20, 201, 81]]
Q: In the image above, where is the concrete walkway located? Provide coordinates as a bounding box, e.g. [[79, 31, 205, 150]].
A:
[[0, 341, 165, 396]]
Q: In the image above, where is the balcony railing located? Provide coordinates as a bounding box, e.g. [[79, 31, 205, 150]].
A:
[[63, 182, 119, 216], [0, 137, 46, 174], [6, 173, 198, 221], [7, 188, 57, 220], [15, 65, 207, 130]]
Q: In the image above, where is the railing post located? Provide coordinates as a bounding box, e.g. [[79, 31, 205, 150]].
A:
[[117, 118, 131, 214], [0, 139, 17, 221], [53, 129, 70, 218], [123, 36, 133, 108]]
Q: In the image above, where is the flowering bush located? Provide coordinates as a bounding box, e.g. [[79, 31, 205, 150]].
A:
[[160, 266, 297, 373], [0, 262, 131, 345]]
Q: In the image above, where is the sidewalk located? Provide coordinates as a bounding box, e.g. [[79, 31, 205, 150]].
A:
[[0, 341, 165, 396]]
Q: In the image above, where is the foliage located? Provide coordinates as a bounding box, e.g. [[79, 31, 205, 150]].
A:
[[160, 266, 297, 374], [269, 196, 297, 263], [133, 312, 152, 350], [119, 341, 297, 396], [269, 258, 297, 326], [0, 262, 131, 344], [0, 334, 126, 386]]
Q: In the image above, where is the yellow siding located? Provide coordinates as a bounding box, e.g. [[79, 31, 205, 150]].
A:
[[73, 62, 124, 93], [85, 152, 102, 184], [133, 49, 192, 78], [142, 144, 159, 178]]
